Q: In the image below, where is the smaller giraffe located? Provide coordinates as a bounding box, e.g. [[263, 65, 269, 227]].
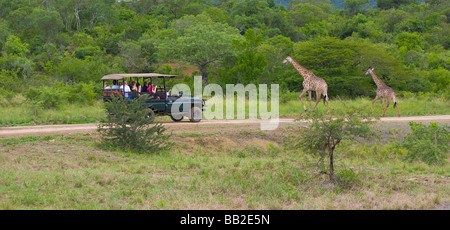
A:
[[283, 56, 330, 114], [365, 67, 400, 117]]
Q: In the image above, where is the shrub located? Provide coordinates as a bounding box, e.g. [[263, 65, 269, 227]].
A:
[[97, 95, 171, 153], [336, 168, 361, 189], [24, 82, 98, 110], [402, 122, 449, 165], [62, 82, 97, 105], [24, 85, 68, 109]]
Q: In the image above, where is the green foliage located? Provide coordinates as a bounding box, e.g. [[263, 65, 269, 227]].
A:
[[62, 82, 97, 105], [97, 95, 171, 153], [74, 46, 102, 60], [23, 82, 98, 110], [401, 122, 449, 165], [0, 69, 21, 96], [3, 35, 29, 56], [117, 40, 150, 73], [26, 8, 64, 43], [218, 28, 267, 84], [72, 32, 95, 48], [0, 0, 448, 102], [377, 0, 417, 10], [396, 32, 423, 51], [56, 52, 112, 82], [24, 85, 68, 110], [344, 0, 369, 15]]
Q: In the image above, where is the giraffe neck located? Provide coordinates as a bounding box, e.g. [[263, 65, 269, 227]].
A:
[[289, 58, 312, 79], [369, 71, 386, 88]]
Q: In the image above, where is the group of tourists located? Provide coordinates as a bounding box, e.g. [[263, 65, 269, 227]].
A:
[[104, 80, 170, 99]]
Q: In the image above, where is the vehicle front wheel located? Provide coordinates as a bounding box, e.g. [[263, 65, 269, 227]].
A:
[[170, 114, 183, 122], [189, 106, 202, 122]]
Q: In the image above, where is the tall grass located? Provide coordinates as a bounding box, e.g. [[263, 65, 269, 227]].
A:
[[0, 94, 105, 126], [280, 96, 450, 117], [203, 94, 450, 119]]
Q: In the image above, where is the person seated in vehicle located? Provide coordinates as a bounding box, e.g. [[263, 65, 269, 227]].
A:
[[141, 82, 148, 93], [131, 82, 141, 98], [160, 89, 171, 99], [111, 80, 120, 89], [148, 83, 159, 95], [104, 82, 111, 89], [147, 83, 160, 100], [136, 82, 141, 92], [130, 81, 137, 92], [120, 81, 132, 99]]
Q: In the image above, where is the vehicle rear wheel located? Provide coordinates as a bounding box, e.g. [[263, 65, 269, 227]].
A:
[[189, 106, 202, 122], [170, 114, 183, 122], [145, 108, 155, 119]]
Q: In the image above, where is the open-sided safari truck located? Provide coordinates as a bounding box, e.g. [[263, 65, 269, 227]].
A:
[[101, 73, 206, 122]]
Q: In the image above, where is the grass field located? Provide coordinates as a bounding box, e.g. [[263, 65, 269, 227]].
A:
[[0, 124, 448, 210], [0, 94, 106, 126], [1, 94, 448, 127]]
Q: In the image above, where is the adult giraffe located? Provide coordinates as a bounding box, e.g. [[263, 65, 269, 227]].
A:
[[365, 67, 400, 117], [282, 56, 330, 114]]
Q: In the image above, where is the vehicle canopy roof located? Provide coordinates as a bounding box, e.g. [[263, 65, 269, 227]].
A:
[[101, 73, 178, 80]]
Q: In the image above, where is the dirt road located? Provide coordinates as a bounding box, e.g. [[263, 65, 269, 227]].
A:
[[0, 115, 448, 138]]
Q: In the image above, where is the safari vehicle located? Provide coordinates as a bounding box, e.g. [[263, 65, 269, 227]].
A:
[[101, 73, 206, 122]]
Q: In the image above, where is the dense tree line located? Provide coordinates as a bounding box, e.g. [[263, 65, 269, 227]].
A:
[[0, 0, 448, 99]]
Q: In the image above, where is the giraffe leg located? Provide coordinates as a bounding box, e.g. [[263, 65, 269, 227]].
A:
[[393, 94, 400, 117], [372, 96, 380, 114], [308, 91, 312, 111], [381, 98, 386, 117], [396, 103, 400, 117], [382, 98, 390, 117], [299, 89, 308, 112], [312, 90, 323, 111]]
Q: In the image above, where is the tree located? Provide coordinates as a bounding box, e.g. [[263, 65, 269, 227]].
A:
[[3, 35, 29, 57], [395, 32, 423, 51], [157, 14, 242, 84], [287, 2, 329, 27], [299, 106, 375, 182], [220, 28, 268, 84], [344, 0, 369, 15], [53, 0, 114, 32], [97, 95, 171, 153], [117, 40, 150, 73], [259, 35, 294, 84], [27, 8, 64, 43], [377, 0, 417, 10], [1, 35, 34, 79]]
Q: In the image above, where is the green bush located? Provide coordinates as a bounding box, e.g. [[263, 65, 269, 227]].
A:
[[402, 122, 449, 165], [336, 168, 361, 189], [24, 82, 98, 110], [62, 82, 97, 105], [97, 95, 171, 153], [24, 85, 68, 109]]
